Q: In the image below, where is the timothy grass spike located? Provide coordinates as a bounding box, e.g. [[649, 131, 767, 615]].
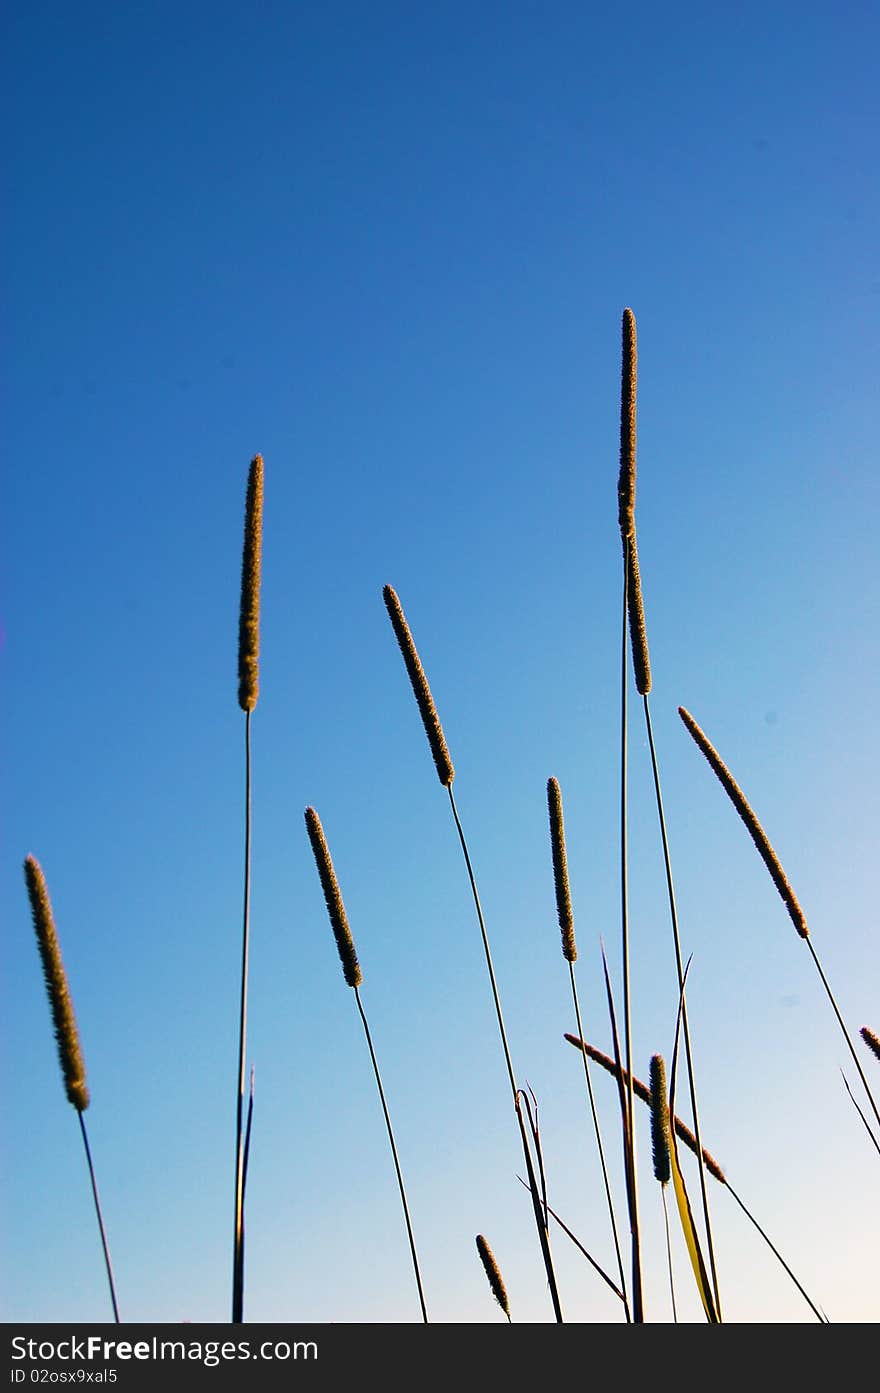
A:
[[383, 584, 454, 787], [304, 807, 362, 988], [649, 1054, 671, 1185], [237, 454, 264, 712], [476, 1235, 511, 1320], [23, 856, 89, 1112], [626, 537, 651, 695], [861, 1027, 880, 1064], [618, 308, 637, 542], [547, 778, 576, 962], [678, 706, 809, 939]]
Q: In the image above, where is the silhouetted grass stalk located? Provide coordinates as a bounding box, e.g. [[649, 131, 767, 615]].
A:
[[642, 698, 722, 1315], [617, 310, 643, 1319], [23, 856, 120, 1322], [547, 777, 629, 1320], [233, 453, 263, 1324], [679, 706, 880, 1138], [384, 583, 564, 1322], [649, 1054, 677, 1321], [304, 806, 428, 1322]]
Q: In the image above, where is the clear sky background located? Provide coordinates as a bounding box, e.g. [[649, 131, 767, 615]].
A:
[[3, 2, 878, 1325]]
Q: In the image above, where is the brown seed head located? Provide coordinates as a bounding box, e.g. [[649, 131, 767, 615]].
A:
[[564, 1033, 726, 1183], [649, 1054, 671, 1185], [383, 585, 454, 787], [678, 707, 809, 939], [476, 1234, 511, 1319], [626, 534, 652, 695], [546, 778, 576, 962], [23, 856, 89, 1111], [618, 308, 637, 543], [861, 1026, 880, 1064], [237, 454, 264, 712], [304, 808, 362, 988]]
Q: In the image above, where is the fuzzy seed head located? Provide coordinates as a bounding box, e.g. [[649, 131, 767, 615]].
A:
[[861, 1026, 880, 1064], [649, 1054, 671, 1185], [383, 584, 454, 787], [304, 808, 362, 988], [618, 308, 637, 543], [23, 856, 89, 1111], [678, 706, 809, 939], [564, 1033, 726, 1183], [237, 454, 264, 712], [626, 534, 652, 695], [476, 1234, 510, 1319], [547, 777, 576, 962]]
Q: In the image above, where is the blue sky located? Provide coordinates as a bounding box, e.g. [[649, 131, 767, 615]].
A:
[[3, 1, 879, 1324]]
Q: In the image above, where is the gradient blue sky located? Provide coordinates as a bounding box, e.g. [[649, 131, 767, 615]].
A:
[[4, 1, 878, 1324]]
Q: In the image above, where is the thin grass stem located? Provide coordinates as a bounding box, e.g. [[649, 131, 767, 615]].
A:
[[447, 784, 564, 1321], [643, 695, 722, 1316], [569, 964, 630, 1321], [232, 708, 252, 1324], [660, 1185, 677, 1323], [354, 987, 429, 1323], [78, 1113, 120, 1323], [620, 543, 643, 1321], [806, 938, 880, 1135], [841, 1072, 880, 1159], [515, 1176, 626, 1305]]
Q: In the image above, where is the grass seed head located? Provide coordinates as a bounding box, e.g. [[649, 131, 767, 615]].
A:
[[476, 1234, 510, 1319], [626, 534, 652, 695], [861, 1026, 880, 1064], [237, 454, 264, 712], [678, 706, 809, 939], [547, 777, 576, 962], [649, 1054, 671, 1184], [383, 584, 454, 787], [618, 307, 637, 543], [304, 808, 362, 988], [23, 856, 89, 1112]]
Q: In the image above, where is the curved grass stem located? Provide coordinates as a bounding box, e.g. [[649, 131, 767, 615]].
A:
[[232, 709, 252, 1323], [354, 988, 429, 1323]]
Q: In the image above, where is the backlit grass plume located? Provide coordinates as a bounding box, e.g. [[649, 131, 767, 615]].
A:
[[23, 855, 120, 1321], [678, 707, 808, 939], [861, 1027, 880, 1064], [618, 307, 637, 542], [304, 806, 427, 1322], [564, 1034, 824, 1320], [476, 1235, 511, 1321], [304, 807, 361, 988], [626, 536, 651, 696], [237, 454, 264, 713], [382, 584, 454, 787], [547, 777, 576, 963], [24, 855, 89, 1112], [649, 1054, 671, 1185], [678, 704, 880, 1140]]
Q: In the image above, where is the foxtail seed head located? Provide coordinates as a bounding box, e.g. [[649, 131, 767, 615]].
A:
[[23, 856, 89, 1112], [626, 534, 652, 695], [476, 1235, 511, 1319], [547, 778, 576, 962], [649, 1054, 671, 1185], [861, 1026, 880, 1064], [383, 585, 454, 787], [304, 808, 362, 988], [618, 308, 637, 543], [564, 1033, 726, 1183], [678, 707, 809, 939], [237, 454, 264, 712]]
